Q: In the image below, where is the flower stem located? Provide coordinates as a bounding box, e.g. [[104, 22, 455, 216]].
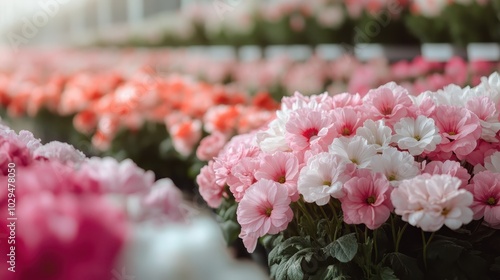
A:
[[395, 223, 408, 253], [421, 231, 435, 270]]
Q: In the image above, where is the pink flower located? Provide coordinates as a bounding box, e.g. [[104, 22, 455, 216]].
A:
[[237, 179, 293, 253], [227, 157, 260, 202], [142, 178, 185, 222], [463, 140, 497, 167], [340, 169, 393, 230], [0, 162, 127, 280], [330, 108, 366, 137], [212, 133, 260, 187], [363, 82, 414, 126], [392, 174, 474, 232], [466, 171, 500, 229], [0, 136, 32, 174], [431, 105, 482, 159], [196, 131, 228, 161], [79, 157, 155, 194], [285, 108, 335, 152], [423, 160, 470, 188], [255, 151, 300, 201], [196, 161, 225, 208]]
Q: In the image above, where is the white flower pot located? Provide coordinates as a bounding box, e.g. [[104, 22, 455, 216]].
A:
[[467, 43, 500, 61]]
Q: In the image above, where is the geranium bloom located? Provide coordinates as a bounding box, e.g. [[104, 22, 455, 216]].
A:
[[369, 147, 420, 186], [431, 105, 482, 159], [465, 171, 500, 229], [423, 160, 470, 188], [255, 152, 300, 200], [355, 119, 393, 152], [330, 108, 366, 137], [341, 169, 393, 230], [33, 141, 86, 165], [285, 108, 334, 152], [196, 161, 225, 208], [392, 174, 474, 232], [227, 157, 261, 202], [392, 116, 442, 155], [142, 178, 185, 222], [466, 96, 500, 142], [166, 117, 202, 157], [237, 179, 293, 253], [329, 136, 377, 168], [298, 153, 356, 205], [196, 131, 228, 161], [212, 133, 260, 187], [79, 157, 155, 194], [362, 82, 414, 126]]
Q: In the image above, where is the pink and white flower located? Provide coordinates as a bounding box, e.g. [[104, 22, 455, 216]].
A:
[[391, 174, 474, 232], [298, 153, 356, 205]]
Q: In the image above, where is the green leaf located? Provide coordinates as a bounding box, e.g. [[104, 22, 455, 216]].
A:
[[220, 220, 240, 244], [325, 233, 358, 263], [386, 252, 424, 280], [426, 239, 464, 264], [379, 267, 399, 280]]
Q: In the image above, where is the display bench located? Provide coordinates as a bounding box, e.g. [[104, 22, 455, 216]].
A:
[[180, 43, 500, 62]]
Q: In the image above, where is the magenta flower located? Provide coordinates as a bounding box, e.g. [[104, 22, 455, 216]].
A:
[[466, 171, 500, 229], [340, 169, 393, 230], [237, 179, 293, 253]]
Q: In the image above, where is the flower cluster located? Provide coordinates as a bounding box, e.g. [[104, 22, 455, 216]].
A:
[[0, 50, 278, 155], [0, 124, 186, 280], [197, 72, 500, 254]]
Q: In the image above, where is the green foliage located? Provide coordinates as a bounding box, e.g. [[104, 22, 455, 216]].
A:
[[216, 197, 240, 244], [386, 252, 424, 280], [324, 233, 358, 263]]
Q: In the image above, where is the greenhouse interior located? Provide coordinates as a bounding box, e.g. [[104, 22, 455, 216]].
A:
[[1, 0, 500, 279]]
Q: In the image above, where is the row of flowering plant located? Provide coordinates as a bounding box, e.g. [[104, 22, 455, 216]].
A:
[[196, 72, 500, 279], [109, 0, 500, 47], [0, 49, 279, 188], [0, 122, 269, 280]]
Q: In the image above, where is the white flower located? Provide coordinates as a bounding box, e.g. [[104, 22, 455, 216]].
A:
[[355, 120, 392, 152], [431, 85, 471, 107], [328, 136, 377, 168], [256, 110, 290, 153], [298, 153, 355, 205], [485, 151, 500, 173], [392, 116, 441, 155], [33, 141, 86, 165], [391, 174, 474, 232], [369, 147, 420, 186]]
